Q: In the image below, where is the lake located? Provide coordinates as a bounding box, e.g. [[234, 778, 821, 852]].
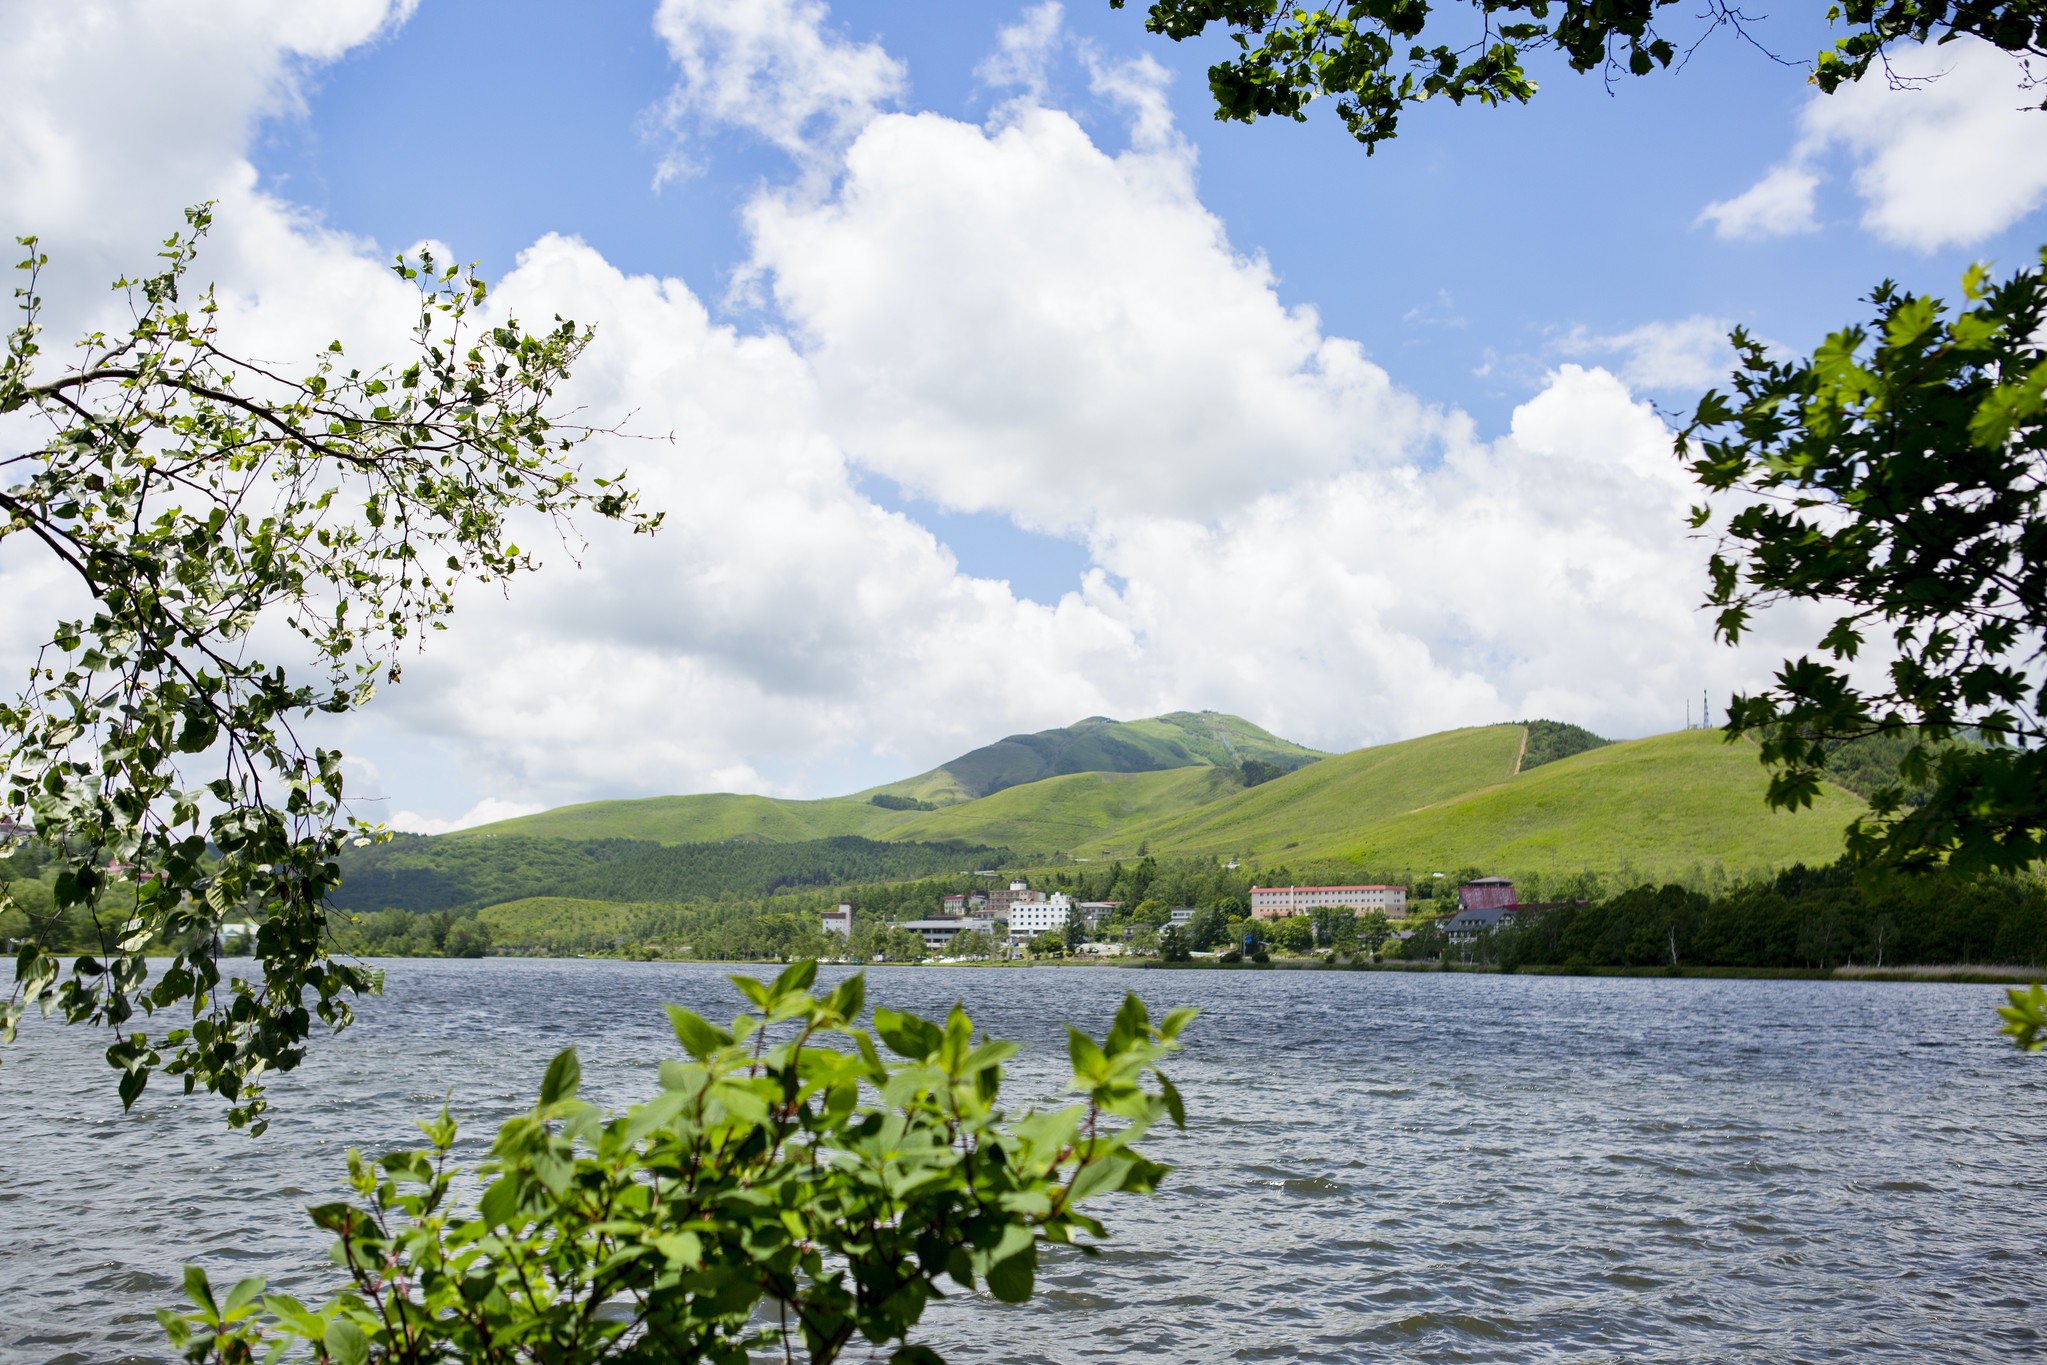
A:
[[3, 960, 2043, 1363]]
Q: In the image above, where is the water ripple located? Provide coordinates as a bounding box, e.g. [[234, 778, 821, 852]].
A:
[[1, 961, 2040, 1363]]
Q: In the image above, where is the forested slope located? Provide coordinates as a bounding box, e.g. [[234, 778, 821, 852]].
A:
[[859, 710, 1324, 806], [332, 834, 1010, 913]]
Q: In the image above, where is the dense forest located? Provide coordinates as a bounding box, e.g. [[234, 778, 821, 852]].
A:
[[1429, 861, 2047, 971], [1517, 719, 1613, 771], [327, 834, 1014, 913], [7, 829, 2042, 973]]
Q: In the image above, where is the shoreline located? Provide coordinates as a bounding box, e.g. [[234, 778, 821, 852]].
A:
[[429, 952, 2043, 986]]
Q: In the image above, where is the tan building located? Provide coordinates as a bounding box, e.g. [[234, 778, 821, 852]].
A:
[[1249, 885, 1407, 920]]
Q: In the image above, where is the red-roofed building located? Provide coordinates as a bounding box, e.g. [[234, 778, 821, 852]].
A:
[[1457, 877, 1517, 911]]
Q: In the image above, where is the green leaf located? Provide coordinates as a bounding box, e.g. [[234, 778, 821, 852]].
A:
[[664, 1004, 732, 1061], [824, 971, 866, 1021], [770, 958, 817, 998], [891, 1347, 948, 1365], [1158, 1071, 1186, 1130], [118, 1065, 148, 1111], [182, 1265, 218, 1316], [1066, 1027, 1108, 1081], [873, 1007, 942, 1061], [221, 1276, 266, 1320], [537, 1047, 581, 1106], [1107, 992, 1150, 1054], [984, 1228, 1037, 1304], [325, 1316, 370, 1365], [478, 1175, 520, 1228]]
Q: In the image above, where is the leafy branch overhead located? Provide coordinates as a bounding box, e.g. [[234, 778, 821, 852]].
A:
[[1679, 253, 2047, 874], [1111, 0, 2047, 149], [158, 967, 1196, 1365], [0, 206, 659, 1131]]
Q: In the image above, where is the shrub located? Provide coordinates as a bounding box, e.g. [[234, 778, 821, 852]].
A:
[[158, 964, 1192, 1365]]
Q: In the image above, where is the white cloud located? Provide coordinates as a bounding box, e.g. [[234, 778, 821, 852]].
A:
[[390, 798, 546, 837], [748, 105, 1442, 533], [977, 1, 1065, 107], [1702, 37, 2047, 249], [0, 0, 1844, 831], [1697, 162, 1819, 241], [1557, 315, 1741, 393], [648, 0, 905, 181], [1080, 45, 1178, 153]]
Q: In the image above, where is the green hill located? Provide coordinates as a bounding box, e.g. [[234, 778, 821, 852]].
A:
[[461, 710, 1321, 842], [1092, 725, 1528, 860], [1327, 729, 1863, 878], [884, 765, 1247, 853], [454, 791, 906, 845], [1091, 727, 1858, 878], [860, 711, 1324, 806], [414, 719, 1864, 905]]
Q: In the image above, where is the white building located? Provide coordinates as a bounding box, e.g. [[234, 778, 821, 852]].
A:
[[1169, 907, 1197, 926], [1007, 892, 1071, 943], [1249, 885, 1407, 920], [1076, 900, 1121, 926], [891, 915, 997, 951], [822, 903, 853, 936]]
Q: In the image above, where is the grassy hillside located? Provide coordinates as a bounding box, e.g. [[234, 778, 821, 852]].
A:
[[1334, 730, 1861, 878], [862, 710, 1323, 805], [423, 721, 1861, 896], [882, 765, 1246, 854], [1096, 725, 1527, 860], [455, 791, 906, 845]]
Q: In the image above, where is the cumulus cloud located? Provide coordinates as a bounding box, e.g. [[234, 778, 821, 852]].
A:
[[1697, 163, 1819, 241], [648, 0, 905, 180], [0, 0, 1832, 828], [1556, 315, 1742, 393], [390, 798, 546, 836], [1701, 37, 2047, 249], [748, 105, 1442, 533]]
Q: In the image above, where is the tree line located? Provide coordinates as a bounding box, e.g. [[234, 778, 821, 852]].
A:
[[326, 834, 1014, 913], [1438, 860, 2047, 971]]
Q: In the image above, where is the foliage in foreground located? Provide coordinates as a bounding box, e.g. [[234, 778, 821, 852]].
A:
[[159, 965, 1193, 1365], [1683, 255, 2047, 874], [0, 209, 655, 1131], [1112, 0, 2046, 150]]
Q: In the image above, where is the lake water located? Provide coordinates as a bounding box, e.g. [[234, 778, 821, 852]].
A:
[[3, 960, 2043, 1363]]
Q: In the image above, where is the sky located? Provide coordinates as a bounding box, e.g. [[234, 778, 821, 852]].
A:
[[2, 0, 2045, 831]]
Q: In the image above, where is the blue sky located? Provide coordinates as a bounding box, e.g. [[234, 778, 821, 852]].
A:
[[256, 1, 2036, 431], [3, 0, 2044, 828]]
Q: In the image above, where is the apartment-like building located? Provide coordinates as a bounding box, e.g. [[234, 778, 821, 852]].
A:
[[1249, 885, 1408, 920], [891, 914, 999, 951], [1007, 892, 1071, 943], [822, 903, 853, 936], [984, 880, 1036, 921]]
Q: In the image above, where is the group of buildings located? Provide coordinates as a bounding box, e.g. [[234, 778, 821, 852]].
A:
[[824, 881, 1117, 951], [826, 873, 1528, 953]]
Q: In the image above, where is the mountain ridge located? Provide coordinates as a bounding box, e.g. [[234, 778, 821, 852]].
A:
[[429, 718, 1865, 893], [855, 710, 1326, 807]]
